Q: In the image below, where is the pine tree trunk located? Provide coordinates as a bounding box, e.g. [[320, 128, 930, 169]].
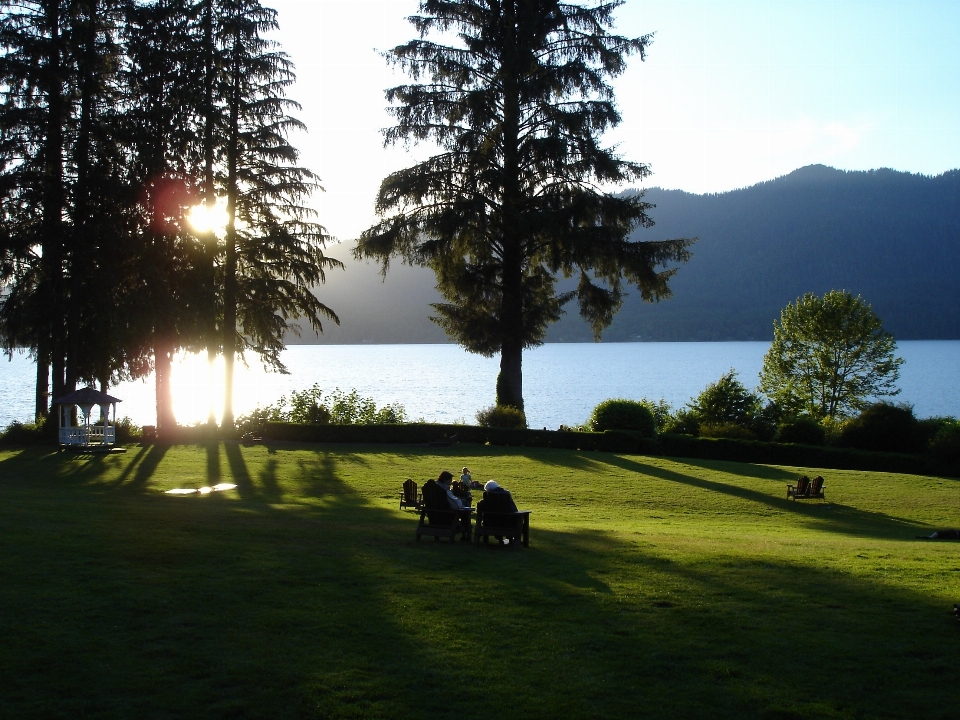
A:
[[154, 337, 176, 434], [43, 0, 67, 405], [202, 0, 218, 427], [35, 342, 50, 421], [497, 2, 524, 411], [221, 42, 242, 430]]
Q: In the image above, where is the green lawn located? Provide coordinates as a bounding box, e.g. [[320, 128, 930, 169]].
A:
[[1, 442, 958, 719]]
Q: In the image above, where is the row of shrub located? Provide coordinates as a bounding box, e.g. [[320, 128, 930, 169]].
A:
[[258, 421, 957, 477], [577, 373, 960, 468]]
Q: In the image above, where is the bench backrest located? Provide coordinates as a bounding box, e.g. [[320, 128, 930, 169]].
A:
[[810, 475, 824, 494], [795, 476, 810, 495]]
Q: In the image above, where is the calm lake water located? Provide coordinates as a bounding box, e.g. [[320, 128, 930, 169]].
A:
[[1, 341, 958, 430]]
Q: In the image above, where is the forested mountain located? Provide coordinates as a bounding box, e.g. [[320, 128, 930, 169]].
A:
[[303, 165, 960, 344]]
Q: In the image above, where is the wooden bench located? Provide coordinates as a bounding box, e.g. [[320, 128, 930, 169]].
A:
[[787, 475, 825, 500]]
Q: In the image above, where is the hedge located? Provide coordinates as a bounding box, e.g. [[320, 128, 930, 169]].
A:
[[262, 422, 645, 453], [261, 422, 957, 477]]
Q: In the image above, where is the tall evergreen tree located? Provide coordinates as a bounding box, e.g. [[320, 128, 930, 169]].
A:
[[123, 0, 209, 431], [0, 0, 72, 418], [357, 0, 693, 410], [217, 0, 339, 429]]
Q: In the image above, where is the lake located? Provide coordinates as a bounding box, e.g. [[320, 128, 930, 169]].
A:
[[1, 341, 958, 430]]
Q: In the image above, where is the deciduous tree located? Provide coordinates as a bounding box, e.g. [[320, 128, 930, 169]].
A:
[[759, 290, 903, 420]]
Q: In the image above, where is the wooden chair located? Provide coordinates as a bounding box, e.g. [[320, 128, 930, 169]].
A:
[[415, 480, 471, 543], [808, 475, 826, 499], [787, 475, 825, 500], [474, 491, 531, 549], [399, 479, 420, 510]]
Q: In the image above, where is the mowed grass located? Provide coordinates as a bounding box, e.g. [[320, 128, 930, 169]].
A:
[[1, 443, 958, 719]]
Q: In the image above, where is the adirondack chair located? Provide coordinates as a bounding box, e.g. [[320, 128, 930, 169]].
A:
[[415, 480, 471, 543], [787, 475, 809, 499], [399, 479, 420, 510], [807, 475, 826, 499], [787, 475, 825, 500], [474, 490, 531, 549]]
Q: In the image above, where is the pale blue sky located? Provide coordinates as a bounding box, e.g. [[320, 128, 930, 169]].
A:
[[269, 0, 960, 241]]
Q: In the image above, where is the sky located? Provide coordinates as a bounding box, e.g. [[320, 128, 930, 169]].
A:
[[267, 0, 960, 243]]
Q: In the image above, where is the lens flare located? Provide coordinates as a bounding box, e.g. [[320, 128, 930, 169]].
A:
[[186, 198, 229, 237]]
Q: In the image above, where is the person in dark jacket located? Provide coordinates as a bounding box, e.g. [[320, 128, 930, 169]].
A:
[[436, 470, 463, 509], [476, 480, 519, 544], [477, 480, 518, 512]]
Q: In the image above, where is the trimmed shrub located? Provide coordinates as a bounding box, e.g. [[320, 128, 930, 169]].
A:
[[775, 416, 826, 446], [838, 402, 924, 454], [929, 421, 960, 467], [588, 399, 656, 437], [699, 422, 756, 440], [476, 405, 527, 429]]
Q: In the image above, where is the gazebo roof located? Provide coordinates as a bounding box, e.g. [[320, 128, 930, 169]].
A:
[[52, 387, 122, 406]]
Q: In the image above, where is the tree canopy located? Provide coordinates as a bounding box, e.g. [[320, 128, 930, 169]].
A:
[[356, 0, 693, 409], [759, 290, 903, 420], [0, 0, 339, 430]]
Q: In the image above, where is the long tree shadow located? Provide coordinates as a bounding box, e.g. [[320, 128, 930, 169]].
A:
[[594, 454, 925, 540], [125, 444, 169, 492], [205, 442, 221, 484], [677, 456, 798, 481], [4, 444, 959, 719]]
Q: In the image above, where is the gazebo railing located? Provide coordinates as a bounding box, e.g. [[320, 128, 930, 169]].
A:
[[60, 426, 115, 445]]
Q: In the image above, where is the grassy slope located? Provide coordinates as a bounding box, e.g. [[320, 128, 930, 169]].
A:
[[1, 443, 958, 719]]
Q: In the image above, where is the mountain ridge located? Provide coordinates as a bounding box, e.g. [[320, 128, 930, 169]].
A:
[[291, 164, 960, 344]]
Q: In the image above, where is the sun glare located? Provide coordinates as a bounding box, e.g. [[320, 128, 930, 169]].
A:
[[186, 198, 229, 237]]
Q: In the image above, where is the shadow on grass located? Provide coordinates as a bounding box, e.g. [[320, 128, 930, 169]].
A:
[[2, 445, 958, 719], [594, 454, 925, 541], [678, 457, 798, 481], [205, 442, 221, 484]]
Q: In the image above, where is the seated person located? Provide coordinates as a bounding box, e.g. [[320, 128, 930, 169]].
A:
[[476, 480, 520, 544], [477, 480, 518, 513], [461, 466, 482, 490], [436, 470, 463, 509]]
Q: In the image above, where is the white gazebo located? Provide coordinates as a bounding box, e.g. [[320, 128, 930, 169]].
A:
[[52, 387, 122, 449]]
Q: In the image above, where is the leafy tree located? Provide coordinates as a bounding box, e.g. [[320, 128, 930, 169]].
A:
[[688, 370, 760, 426], [638, 398, 672, 433], [759, 291, 903, 420], [356, 0, 693, 410]]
